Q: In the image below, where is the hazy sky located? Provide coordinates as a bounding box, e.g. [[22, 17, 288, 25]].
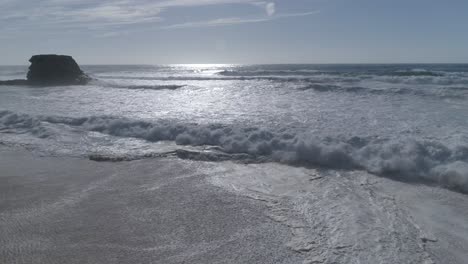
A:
[[1, 0, 468, 64]]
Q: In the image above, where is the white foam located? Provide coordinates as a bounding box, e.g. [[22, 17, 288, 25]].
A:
[[1, 110, 467, 193]]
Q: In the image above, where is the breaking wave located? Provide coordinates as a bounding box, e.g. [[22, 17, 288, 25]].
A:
[[1, 110, 467, 194]]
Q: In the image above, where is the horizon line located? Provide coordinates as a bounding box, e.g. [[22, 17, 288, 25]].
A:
[[2, 62, 468, 67]]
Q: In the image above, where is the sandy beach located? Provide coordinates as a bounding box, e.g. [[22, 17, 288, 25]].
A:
[[2, 146, 468, 263], [0, 147, 301, 264]]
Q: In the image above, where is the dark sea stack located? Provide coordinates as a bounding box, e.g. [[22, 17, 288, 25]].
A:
[[0, 54, 90, 86], [27, 54, 90, 85]]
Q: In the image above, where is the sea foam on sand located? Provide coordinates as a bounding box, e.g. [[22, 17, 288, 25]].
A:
[[1, 147, 468, 264]]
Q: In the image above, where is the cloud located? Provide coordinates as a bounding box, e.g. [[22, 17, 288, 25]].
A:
[[164, 17, 269, 29], [164, 11, 319, 29], [0, 0, 271, 28], [51, 4, 162, 27], [0, 0, 164, 30], [0, 0, 316, 36], [250, 1, 275, 16], [155, 0, 261, 8], [266, 2, 276, 16]]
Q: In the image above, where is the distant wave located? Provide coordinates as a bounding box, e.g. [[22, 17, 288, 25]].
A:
[[298, 83, 468, 99], [90, 74, 468, 99], [96, 75, 313, 82], [371, 75, 468, 86], [89, 79, 185, 90], [218, 69, 444, 78], [112, 84, 185, 90], [389, 69, 444, 77], [1, 110, 468, 194], [0, 71, 27, 76], [95, 70, 468, 88], [218, 69, 322, 77]]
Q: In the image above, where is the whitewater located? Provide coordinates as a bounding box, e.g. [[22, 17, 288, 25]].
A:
[[1, 64, 468, 263]]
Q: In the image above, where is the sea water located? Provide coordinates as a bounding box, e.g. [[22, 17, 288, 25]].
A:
[[1, 64, 468, 193]]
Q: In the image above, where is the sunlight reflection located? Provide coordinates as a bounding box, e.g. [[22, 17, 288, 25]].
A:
[[172, 64, 236, 69]]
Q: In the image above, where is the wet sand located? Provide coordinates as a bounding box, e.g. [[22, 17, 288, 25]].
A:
[[1, 147, 468, 264], [0, 148, 301, 264]]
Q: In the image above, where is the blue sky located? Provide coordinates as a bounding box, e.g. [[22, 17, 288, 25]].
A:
[[1, 0, 468, 64]]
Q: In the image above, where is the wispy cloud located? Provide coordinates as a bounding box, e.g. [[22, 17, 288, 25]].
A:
[[0, 0, 164, 28], [163, 11, 319, 29], [164, 17, 269, 29], [0, 0, 317, 37]]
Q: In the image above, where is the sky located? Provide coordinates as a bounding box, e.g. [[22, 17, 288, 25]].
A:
[[1, 0, 468, 64]]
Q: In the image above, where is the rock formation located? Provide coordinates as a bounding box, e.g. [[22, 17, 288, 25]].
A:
[[0, 54, 90, 86]]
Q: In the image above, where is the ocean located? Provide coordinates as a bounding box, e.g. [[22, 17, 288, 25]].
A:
[[2, 64, 468, 263], [1, 64, 467, 193]]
